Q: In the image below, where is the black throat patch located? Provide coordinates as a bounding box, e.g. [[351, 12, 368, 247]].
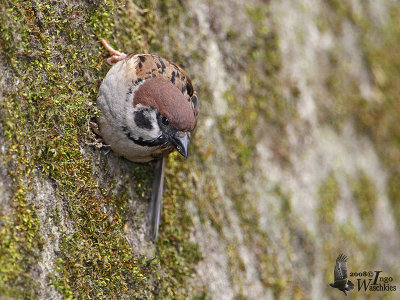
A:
[[122, 126, 166, 147]]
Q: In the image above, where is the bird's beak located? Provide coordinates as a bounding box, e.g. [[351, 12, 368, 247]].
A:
[[172, 132, 189, 158]]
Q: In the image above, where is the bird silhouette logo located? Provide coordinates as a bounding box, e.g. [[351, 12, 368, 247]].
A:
[[329, 253, 355, 296]]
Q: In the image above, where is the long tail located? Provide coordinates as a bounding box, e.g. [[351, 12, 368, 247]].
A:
[[149, 156, 166, 241]]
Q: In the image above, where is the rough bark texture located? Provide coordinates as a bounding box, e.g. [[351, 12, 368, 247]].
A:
[[1, 0, 400, 299]]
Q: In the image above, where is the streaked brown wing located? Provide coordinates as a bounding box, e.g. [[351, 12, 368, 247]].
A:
[[334, 253, 349, 282]]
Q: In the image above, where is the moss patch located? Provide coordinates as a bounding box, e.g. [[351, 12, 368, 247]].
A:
[[195, 2, 303, 297], [316, 172, 378, 296], [0, 183, 43, 299], [317, 172, 340, 227], [350, 171, 377, 229], [0, 0, 203, 298], [154, 152, 202, 299], [320, 0, 400, 233]]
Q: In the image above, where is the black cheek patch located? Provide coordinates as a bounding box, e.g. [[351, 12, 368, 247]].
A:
[[134, 110, 153, 130]]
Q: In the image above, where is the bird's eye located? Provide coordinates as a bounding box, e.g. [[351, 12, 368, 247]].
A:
[[161, 115, 169, 126]]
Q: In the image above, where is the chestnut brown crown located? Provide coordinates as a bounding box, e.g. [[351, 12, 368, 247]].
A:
[[133, 77, 197, 132]]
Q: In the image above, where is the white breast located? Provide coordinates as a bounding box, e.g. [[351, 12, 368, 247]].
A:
[[97, 60, 165, 162]]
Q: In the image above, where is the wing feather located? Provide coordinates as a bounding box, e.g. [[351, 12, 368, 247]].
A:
[[334, 253, 349, 282]]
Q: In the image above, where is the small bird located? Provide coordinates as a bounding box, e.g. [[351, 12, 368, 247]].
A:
[[329, 253, 354, 296], [95, 39, 200, 240]]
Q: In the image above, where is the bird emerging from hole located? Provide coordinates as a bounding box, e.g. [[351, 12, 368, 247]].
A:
[[329, 253, 354, 296], [94, 39, 200, 240]]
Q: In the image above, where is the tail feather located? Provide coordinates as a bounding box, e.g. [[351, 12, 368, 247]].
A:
[[148, 156, 166, 241], [347, 280, 354, 290]]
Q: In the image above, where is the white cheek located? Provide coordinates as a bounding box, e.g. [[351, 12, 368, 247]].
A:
[[125, 104, 161, 140]]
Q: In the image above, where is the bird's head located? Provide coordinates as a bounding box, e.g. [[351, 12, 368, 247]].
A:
[[128, 77, 197, 158]]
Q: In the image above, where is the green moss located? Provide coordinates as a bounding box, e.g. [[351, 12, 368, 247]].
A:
[[154, 152, 202, 299], [259, 252, 286, 298], [388, 171, 400, 229], [316, 172, 378, 296], [0, 0, 204, 298], [0, 184, 43, 298], [198, 3, 302, 297], [216, 1, 285, 226], [320, 1, 400, 233], [226, 242, 245, 297], [316, 171, 379, 293], [317, 172, 340, 226], [359, 6, 400, 234], [321, 222, 378, 297], [351, 171, 377, 229]]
